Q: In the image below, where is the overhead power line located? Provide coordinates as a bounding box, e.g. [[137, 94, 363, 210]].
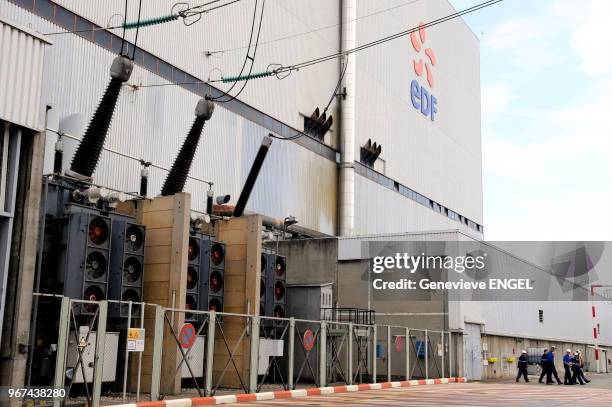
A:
[[267, 56, 349, 142], [275, 0, 503, 74], [206, 0, 423, 55], [135, 0, 503, 90], [210, 0, 266, 103], [43, 0, 245, 35], [132, 0, 143, 59]]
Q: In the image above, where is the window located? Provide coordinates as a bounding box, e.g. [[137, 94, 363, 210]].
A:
[[538, 309, 544, 323]]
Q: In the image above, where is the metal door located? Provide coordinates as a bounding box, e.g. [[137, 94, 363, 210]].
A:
[[463, 323, 482, 380]]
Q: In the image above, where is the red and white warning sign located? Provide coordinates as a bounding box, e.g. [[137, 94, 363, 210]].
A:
[[303, 329, 315, 352]]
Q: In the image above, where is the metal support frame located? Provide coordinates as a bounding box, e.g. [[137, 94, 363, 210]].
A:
[[257, 319, 289, 392], [371, 325, 377, 383], [122, 302, 132, 403], [249, 316, 260, 393], [136, 303, 145, 401], [47, 302, 457, 404], [441, 331, 445, 378], [347, 323, 353, 385], [326, 323, 349, 385], [386, 325, 391, 382], [319, 321, 327, 387], [150, 305, 164, 401], [163, 312, 208, 397], [449, 332, 453, 377], [405, 327, 410, 381], [294, 323, 321, 388], [288, 318, 295, 389], [52, 297, 70, 407], [213, 315, 249, 394], [425, 329, 429, 380], [92, 301, 108, 407], [206, 311, 217, 396]]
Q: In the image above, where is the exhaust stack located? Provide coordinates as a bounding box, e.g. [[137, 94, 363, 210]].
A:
[[233, 135, 273, 217], [160, 98, 215, 196], [69, 56, 133, 180]]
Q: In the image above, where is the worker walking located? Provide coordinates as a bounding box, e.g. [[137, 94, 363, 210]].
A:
[[546, 346, 562, 385], [516, 350, 529, 382], [571, 352, 585, 385], [576, 350, 590, 384], [538, 349, 549, 383], [563, 349, 573, 385]]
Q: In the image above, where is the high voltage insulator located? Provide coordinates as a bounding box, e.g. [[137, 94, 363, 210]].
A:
[[69, 56, 133, 179], [221, 71, 273, 83], [161, 98, 215, 196], [122, 14, 179, 29]]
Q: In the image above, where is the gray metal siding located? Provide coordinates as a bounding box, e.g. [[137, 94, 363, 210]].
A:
[[1, 0, 483, 237], [0, 16, 50, 131], [2, 2, 338, 234], [354, 174, 482, 238], [45, 0, 342, 134]]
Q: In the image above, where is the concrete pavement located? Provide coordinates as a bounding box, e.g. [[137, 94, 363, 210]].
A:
[[229, 381, 612, 406]]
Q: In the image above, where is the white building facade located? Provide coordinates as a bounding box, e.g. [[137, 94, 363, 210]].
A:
[[1, 0, 484, 238]]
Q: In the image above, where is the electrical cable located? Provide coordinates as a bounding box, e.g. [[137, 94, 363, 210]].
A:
[[206, 0, 423, 55], [212, 0, 266, 103], [132, 0, 143, 59], [208, 0, 260, 102], [268, 56, 348, 142], [43, 0, 245, 35], [276, 0, 502, 75], [134, 0, 502, 90], [120, 0, 129, 55]]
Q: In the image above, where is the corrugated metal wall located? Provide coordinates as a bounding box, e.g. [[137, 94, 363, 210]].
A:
[[1, 2, 338, 234], [48, 0, 342, 135], [354, 174, 481, 237], [0, 16, 51, 131], [1, 0, 483, 237]]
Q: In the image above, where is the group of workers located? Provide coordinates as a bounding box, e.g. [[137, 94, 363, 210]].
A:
[[516, 346, 591, 385]]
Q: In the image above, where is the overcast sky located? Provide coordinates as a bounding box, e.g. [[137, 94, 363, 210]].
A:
[[449, 0, 612, 240]]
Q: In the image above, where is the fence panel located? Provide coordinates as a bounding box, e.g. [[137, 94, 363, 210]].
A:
[[408, 329, 427, 379], [43, 299, 456, 405]]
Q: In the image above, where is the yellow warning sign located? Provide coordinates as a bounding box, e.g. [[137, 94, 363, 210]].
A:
[[127, 328, 145, 352]]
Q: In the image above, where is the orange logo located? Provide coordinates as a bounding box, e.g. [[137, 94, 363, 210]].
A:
[[411, 22, 436, 89]]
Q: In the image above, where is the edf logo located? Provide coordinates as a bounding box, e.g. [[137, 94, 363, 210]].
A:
[[410, 22, 438, 121]]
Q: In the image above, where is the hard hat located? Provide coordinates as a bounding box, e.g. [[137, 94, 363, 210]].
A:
[[521, 350, 527, 354], [574, 351, 579, 355], [566, 349, 571, 353]]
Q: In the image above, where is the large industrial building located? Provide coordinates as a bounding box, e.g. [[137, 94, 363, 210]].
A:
[[1, 0, 484, 238], [0, 0, 609, 396]]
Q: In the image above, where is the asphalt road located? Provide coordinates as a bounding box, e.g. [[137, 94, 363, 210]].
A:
[[230, 380, 612, 406]]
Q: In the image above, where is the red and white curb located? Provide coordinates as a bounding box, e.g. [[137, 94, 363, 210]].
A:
[[106, 377, 466, 406]]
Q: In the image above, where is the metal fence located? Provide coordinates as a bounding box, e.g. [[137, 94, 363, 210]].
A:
[[45, 297, 453, 406]]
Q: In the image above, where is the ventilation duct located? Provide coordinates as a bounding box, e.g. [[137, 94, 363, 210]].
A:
[[160, 98, 215, 196]]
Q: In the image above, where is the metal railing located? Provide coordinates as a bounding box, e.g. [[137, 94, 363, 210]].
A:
[[46, 297, 453, 406], [320, 307, 376, 325]]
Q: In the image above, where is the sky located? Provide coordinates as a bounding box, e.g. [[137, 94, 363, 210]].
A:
[[448, 0, 612, 240]]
